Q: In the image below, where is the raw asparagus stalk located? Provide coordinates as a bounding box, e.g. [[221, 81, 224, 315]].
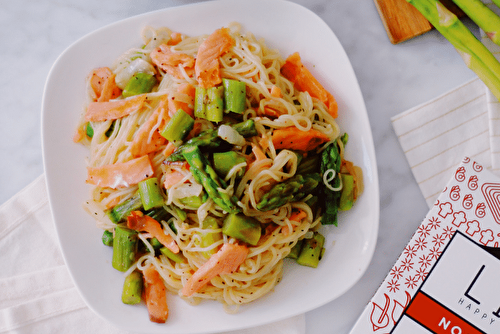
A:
[[181, 145, 240, 213], [406, 0, 500, 100], [256, 173, 322, 211], [450, 0, 500, 46]]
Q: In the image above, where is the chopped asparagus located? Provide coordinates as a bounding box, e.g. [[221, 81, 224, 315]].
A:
[[165, 119, 257, 162], [86, 122, 94, 138], [102, 230, 113, 246], [256, 173, 322, 211], [195, 86, 224, 122], [112, 226, 138, 272], [287, 239, 304, 260], [181, 145, 239, 213], [320, 142, 342, 225], [122, 72, 157, 97], [121, 271, 143, 305], [138, 177, 164, 211], [197, 216, 223, 258], [106, 192, 143, 224], [339, 174, 355, 211], [296, 232, 325, 268], [160, 247, 185, 263], [213, 151, 246, 179], [223, 78, 246, 114], [160, 109, 194, 142], [222, 213, 261, 246], [178, 193, 208, 208]]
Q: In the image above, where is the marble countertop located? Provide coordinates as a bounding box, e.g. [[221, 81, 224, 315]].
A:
[[0, 0, 480, 333]]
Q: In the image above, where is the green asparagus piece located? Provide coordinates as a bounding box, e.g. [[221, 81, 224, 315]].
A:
[[213, 151, 246, 179], [450, 0, 500, 46], [138, 177, 164, 211], [178, 193, 208, 208], [102, 230, 113, 246], [86, 122, 94, 138], [256, 173, 322, 211], [112, 226, 138, 272], [223, 78, 247, 114], [144, 206, 171, 223], [296, 154, 321, 175], [339, 174, 355, 211], [195, 86, 224, 122], [165, 119, 257, 162], [106, 192, 143, 224], [121, 271, 143, 304], [206, 86, 224, 122], [148, 237, 163, 250], [406, 0, 500, 101], [196, 216, 223, 258], [181, 145, 240, 213], [287, 239, 304, 260], [160, 109, 194, 142], [296, 232, 325, 268], [222, 213, 261, 246], [320, 141, 342, 226], [160, 247, 185, 263], [122, 72, 157, 97]]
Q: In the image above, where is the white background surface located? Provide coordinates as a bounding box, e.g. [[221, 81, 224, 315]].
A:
[[0, 0, 480, 332]]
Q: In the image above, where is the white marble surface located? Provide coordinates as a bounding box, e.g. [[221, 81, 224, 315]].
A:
[[0, 0, 481, 333]]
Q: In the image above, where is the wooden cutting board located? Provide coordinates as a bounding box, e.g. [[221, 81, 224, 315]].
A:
[[374, 0, 465, 44]]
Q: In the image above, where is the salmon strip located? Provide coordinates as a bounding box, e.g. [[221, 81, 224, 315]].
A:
[[89, 67, 121, 102], [281, 52, 338, 118], [130, 96, 169, 157], [142, 266, 169, 323], [271, 126, 330, 152], [181, 243, 248, 297], [86, 155, 154, 188], [195, 28, 234, 88], [150, 44, 195, 79], [85, 94, 147, 122], [167, 83, 196, 117], [168, 32, 183, 46], [127, 211, 179, 254]]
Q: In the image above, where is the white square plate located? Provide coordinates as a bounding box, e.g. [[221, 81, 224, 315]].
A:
[[41, 0, 379, 332]]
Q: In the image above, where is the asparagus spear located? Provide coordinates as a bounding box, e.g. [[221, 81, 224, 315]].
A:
[[165, 119, 257, 162], [256, 173, 322, 211], [320, 141, 342, 226], [449, 0, 500, 46], [405, 0, 500, 100], [181, 145, 240, 213]]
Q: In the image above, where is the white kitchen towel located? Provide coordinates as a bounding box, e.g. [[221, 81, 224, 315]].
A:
[[0, 175, 305, 334], [391, 77, 491, 208]]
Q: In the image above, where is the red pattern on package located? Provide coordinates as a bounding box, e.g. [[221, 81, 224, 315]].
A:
[[349, 157, 500, 334]]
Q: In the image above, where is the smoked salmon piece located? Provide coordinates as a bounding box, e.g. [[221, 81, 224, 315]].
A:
[[167, 83, 196, 117], [85, 94, 147, 122], [271, 126, 330, 151], [130, 96, 169, 158], [181, 243, 248, 297], [142, 266, 169, 323], [281, 52, 338, 118], [195, 28, 234, 88], [127, 211, 179, 254], [86, 155, 154, 188], [150, 44, 195, 79], [89, 67, 122, 102]]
